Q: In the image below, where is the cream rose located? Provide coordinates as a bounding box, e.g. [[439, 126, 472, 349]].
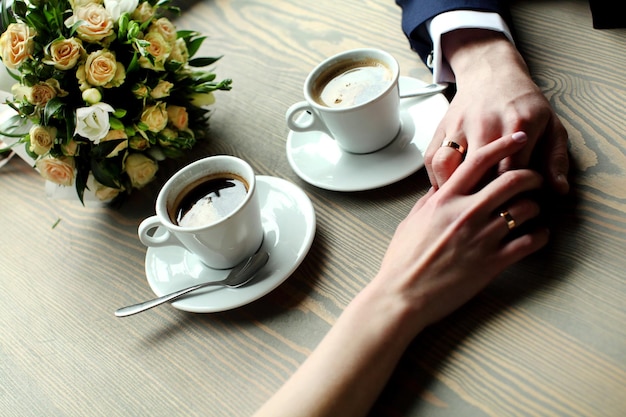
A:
[[166, 105, 189, 130], [132, 83, 149, 99], [43, 37, 84, 70], [131, 1, 154, 23], [0, 23, 36, 69], [138, 32, 171, 71], [29, 125, 57, 155], [36, 156, 76, 187], [30, 83, 57, 106], [149, 17, 177, 44], [94, 181, 121, 201], [67, 4, 114, 43], [83, 49, 125, 88], [125, 153, 157, 188], [29, 79, 67, 106], [128, 135, 148, 151], [140, 102, 168, 133], [168, 38, 189, 64], [74, 102, 115, 143], [150, 80, 173, 99]]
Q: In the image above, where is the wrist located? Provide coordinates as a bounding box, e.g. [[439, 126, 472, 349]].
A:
[[351, 276, 428, 346], [442, 29, 529, 85]]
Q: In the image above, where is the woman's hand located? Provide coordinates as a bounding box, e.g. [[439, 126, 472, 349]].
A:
[[255, 132, 550, 417], [379, 131, 550, 332]]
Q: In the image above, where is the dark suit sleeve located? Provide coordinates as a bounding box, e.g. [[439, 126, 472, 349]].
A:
[[589, 0, 626, 28], [395, 0, 511, 64]]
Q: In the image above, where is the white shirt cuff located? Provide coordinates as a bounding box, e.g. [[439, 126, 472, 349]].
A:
[[427, 11, 514, 83]]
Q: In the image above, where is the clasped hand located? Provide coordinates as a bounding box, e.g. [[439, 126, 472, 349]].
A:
[[377, 131, 549, 332]]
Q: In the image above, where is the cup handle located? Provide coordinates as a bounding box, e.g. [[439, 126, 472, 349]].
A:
[[285, 101, 331, 136], [138, 216, 181, 247]]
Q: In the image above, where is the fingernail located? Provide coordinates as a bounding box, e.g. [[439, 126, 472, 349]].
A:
[[512, 131, 527, 143]]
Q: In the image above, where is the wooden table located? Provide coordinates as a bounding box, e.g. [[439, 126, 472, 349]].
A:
[[1, 0, 625, 415]]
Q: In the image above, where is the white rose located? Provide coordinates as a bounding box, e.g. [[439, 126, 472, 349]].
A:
[[74, 102, 115, 143], [70, 0, 103, 9], [104, 0, 139, 21]]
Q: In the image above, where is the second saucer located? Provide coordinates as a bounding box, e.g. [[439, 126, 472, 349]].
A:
[[286, 76, 449, 192]]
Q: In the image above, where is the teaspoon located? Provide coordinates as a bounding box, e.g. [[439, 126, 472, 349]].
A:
[[114, 250, 270, 317], [399, 82, 448, 98]]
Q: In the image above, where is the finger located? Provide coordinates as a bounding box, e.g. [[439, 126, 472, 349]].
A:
[[408, 187, 436, 216], [477, 169, 544, 214], [424, 126, 447, 189], [431, 134, 467, 188], [486, 198, 541, 240], [497, 139, 533, 175], [443, 131, 529, 195], [544, 117, 570, 194], [498, 227, 550, 264]]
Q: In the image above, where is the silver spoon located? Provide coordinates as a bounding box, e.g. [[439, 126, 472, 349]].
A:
[[399, 83, 448, 99], [114, 250, 270, 317]]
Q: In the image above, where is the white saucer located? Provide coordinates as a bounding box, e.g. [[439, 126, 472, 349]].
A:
[[286, 76, 449, 191], [145, 175, 316, 313]]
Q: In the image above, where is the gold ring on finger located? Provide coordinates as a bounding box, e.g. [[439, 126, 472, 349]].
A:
[[499, 210, 516, 231], [441, 140, 466, 157]]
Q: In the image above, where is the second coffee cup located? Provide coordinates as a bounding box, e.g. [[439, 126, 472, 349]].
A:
[[138, 155, 264, 270], [286, 48, 401, 154]]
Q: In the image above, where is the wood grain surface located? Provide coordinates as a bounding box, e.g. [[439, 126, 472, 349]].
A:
[[1, 0, 624, 416]]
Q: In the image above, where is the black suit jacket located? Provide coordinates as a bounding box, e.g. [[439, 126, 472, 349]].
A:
[[588, 0, 623, 29], [396, 0, 624, 64]]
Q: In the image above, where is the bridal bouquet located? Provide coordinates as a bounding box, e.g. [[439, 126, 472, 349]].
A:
[[0, 0, 231, 203]]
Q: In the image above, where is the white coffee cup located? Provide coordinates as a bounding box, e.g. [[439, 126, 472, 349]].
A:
[[286, 48, 401, 154], [138, 155, 264, 270]]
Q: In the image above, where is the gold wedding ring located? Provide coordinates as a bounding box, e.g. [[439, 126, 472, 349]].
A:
[[441, 140, 466, 157], [499, 210, 516, 231]]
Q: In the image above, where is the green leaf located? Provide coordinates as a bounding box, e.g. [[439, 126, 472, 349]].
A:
[[12, 0, 27, 18], [188, 57, 221, 67], [91, 139, 125, 158], [126, 51, 140, 73], [109, 117, 124, 131], [44, 98, 64, 125], [74, 157, 91, 205], [186, 36, 207, 58], [91, 155, 123, 189], [1, 0, 16, 27], [0, 114, 29, 137], [112, 108, 127, 118]]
